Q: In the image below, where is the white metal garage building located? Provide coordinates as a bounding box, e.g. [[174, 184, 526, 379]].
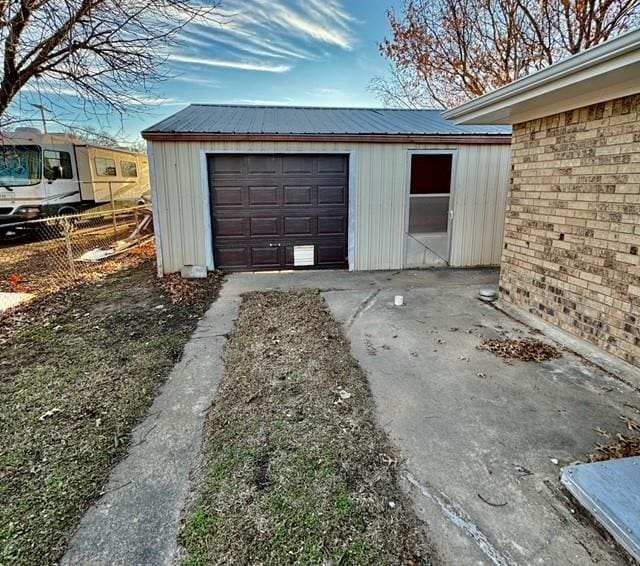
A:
[[141, 105, 511, 274]]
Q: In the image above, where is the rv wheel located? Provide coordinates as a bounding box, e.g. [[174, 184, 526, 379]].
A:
[[57, 206, 79, 216]]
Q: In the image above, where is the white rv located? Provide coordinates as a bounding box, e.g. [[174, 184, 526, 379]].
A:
[[0, 127, 150, 228]]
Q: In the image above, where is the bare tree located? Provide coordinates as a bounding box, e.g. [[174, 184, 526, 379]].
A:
[[374, 0, 640, 108], [0, 0, 219, 128]]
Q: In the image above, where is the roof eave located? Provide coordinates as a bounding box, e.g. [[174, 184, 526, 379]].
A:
[[140, 132, 512, 144], [443, 28, 640, 125]]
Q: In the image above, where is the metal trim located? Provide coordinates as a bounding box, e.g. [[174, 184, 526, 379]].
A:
[[142, 133, 512, 145]]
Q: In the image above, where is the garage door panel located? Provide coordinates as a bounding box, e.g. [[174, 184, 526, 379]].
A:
[[284, 216, 314, 236], [318, 185, 346, 205], [283, 185, 312, 205], [282, 156, 313, 175], [214, 246, 248, 267], [317, 244, 346, 265], [317, 215, 345, 235], [209, 154, 348, 271], [250, 217, 279, 236], [210, 155, 244, 176], [251, 246, 281, 267], [247, 155, 279, 175], [214, 217, 245, 237], [248, 186, 279, 206], [213, 186, 244, 207], [317, 155, 348, 175]]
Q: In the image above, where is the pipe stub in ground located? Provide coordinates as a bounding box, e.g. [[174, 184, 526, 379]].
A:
[[478, 288, 498, 302]]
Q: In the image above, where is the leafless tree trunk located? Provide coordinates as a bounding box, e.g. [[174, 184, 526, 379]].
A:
[[0, 0, 219, 127]]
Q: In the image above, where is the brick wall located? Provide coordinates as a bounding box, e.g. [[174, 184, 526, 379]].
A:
[[500, 93, 640, 367]]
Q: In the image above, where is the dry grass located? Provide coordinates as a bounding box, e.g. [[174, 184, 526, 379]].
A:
[[0, 263, 223, 565], [181, 291, 432, 565]]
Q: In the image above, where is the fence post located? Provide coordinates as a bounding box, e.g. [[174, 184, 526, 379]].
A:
[[63, 220, 77, 280], [134, 207, 140, 246], [109, 182, 117, 235]]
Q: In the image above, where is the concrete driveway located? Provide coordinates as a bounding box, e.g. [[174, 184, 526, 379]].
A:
[[230, 267, 639, 565]]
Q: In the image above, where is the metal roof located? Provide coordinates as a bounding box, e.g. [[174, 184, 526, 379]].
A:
[[142, 104, 511, 136]]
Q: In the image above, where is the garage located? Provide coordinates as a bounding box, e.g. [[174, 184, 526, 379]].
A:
[[142, 104, 512, 275], [209, 154, 349, 271]]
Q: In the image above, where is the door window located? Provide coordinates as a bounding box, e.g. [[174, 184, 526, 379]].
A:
[[409, 154, 452, 233], [44, 150, 73, 180]]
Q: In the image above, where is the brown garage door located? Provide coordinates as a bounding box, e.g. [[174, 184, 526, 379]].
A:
[[209, 154, 349, 271]]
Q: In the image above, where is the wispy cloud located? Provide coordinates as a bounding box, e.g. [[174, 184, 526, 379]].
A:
[[305, 88, 344, 97], [21, 81, 179, 107], [168, 54, 291, 73], [171, 0, 356, 74]]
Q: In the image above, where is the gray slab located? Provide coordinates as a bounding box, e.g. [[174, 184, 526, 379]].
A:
[[0, 291, 34, 312], [323, 283, 639, 565], [562, 457, 640, 560]]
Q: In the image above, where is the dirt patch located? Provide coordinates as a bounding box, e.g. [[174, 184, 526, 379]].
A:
[[0, 263, 223, 565], [0, 230, 156, 299], [180, 290, 432, 565], [0, 243, 157, 344], [478, 338, 561, 362]]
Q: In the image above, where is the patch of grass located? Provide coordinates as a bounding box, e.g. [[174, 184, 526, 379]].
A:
[[181, 291, 431, 565], [0, 263, 223, 565]]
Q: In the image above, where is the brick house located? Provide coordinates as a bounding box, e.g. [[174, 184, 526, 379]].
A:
[[444, 30, 640, 367]]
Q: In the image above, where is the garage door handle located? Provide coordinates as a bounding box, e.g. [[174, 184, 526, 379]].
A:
[[269, 243, 281, 247]]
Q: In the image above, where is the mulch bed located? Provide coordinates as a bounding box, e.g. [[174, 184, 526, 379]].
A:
[[478, 338, 562, 362], [180, 290, 432, 565], [0, 263, 223, 565]]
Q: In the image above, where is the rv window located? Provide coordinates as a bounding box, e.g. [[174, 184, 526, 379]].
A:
[[44, 150, 73, 180], [95, 157, 117, 177], [120, 160, 138, 177], [0, 145, 41, 187]]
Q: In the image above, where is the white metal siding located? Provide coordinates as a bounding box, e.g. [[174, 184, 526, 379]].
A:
[[147, 140, 510, 273]]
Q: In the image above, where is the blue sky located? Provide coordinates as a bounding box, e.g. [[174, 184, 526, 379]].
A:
[[16, 0, 402, 141]]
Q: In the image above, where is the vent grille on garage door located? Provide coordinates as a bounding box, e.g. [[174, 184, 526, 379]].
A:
[[208, 154, 349, 271]]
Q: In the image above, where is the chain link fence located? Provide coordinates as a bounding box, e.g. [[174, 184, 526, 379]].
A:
[[0, 206, 155, 311]]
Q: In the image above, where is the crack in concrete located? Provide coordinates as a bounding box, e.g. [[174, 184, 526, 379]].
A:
[[345, 289, 380, 333], [404, 471, 513, 566]]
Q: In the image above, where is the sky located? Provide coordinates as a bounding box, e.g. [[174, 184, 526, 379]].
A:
[[14, 0, 403, 141]]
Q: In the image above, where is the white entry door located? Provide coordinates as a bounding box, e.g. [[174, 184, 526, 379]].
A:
[[405, 153, 454, 266]]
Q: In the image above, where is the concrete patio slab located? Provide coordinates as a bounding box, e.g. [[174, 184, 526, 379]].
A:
[[323, 280, 639, 565], [0, 291, 34, 312]]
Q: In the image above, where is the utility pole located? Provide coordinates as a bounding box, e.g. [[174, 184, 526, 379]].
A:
[[29, 103, 50, 133]]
